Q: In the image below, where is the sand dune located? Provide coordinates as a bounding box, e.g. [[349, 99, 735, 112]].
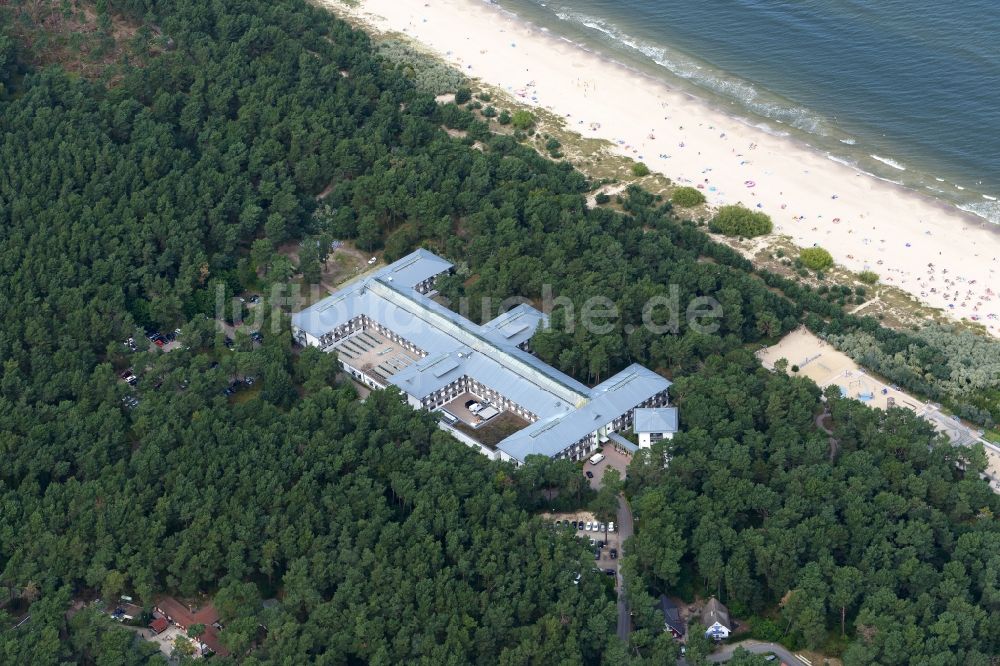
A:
[[326, 0, 1000, 336]]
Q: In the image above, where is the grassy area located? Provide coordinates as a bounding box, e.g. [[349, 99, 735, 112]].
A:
[[452, 411, 529, 449], [2, 1, 159, 83], [985, 429, 1000, 445]]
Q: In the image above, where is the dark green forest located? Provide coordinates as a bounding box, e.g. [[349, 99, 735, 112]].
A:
[[1, 0, 998, 664]]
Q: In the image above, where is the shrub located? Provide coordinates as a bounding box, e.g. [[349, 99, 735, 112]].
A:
[[631, 163, 650, 177], [511, 110, 534, 130], [454, 87, 472, 104], [709, 205, 773, 237], [595, 192, 610, 205], [671, 186, 706, 207], [498, 109, 511, 125], [800, 247, 834, 271], [858, 270, 879, 285], [476, 92, 491, 102], [482, 105, 497, 118], [545, 138, 561, 151], [791, 365, 800, 372]]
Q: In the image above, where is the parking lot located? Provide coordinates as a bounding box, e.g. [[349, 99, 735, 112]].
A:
[[585, 447, 631, 489], [543, 511, 623, 583]]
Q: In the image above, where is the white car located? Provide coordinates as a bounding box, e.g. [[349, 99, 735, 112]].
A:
[[608, 521, 615, 533], [368, 256, 377, 265], [586, 521, 593, 531], [599, 523, 606, 533]]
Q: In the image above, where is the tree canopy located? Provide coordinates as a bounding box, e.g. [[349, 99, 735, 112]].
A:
[[1, 1, 998, 664], [709, 205, 773, 237]]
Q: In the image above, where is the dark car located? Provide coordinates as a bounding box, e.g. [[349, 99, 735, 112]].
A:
[[597, 540, 605, 549], [594, 550, 600, 560], [577, 522, 584, 531], [585, 471, 594, 479], [604, 568, 616, 577], [610, 548, 618, 559]]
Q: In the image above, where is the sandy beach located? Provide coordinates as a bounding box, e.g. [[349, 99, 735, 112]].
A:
[[325, 0, 1000, 336]]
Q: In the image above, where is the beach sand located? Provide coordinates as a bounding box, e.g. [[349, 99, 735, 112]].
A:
[[324, 0, 1000, 336]]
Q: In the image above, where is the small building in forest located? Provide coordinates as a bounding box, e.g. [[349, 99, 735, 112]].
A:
[[701, 597, 732, 640], [149, 616, 168, 635], [633, 407, 679, 447], [658, 595, 686, 639]]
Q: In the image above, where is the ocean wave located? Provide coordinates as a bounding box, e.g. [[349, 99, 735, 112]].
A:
[[839, 138, 857, 145], [552, 10, 828, 135], [870, 154, 907, 171], [826, 154, 856, 168], [958, 200, 1000, 225]]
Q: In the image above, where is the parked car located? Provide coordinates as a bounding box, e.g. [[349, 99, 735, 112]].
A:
[[610, 548, 618, 559], [555, 520, 562, 527], [608, 521, 615, 532], [589, 538, 596, 548], [599, 523, 606, 532], [573, 573, 581, 585], [585, 471, 594, 479], [368, 257, 377, 265], [604, 568, 616, 576], [586, 521, 593, 531], [597, 540, 605, 549], [594, 550, 601, 560], [576, 522, 584, 531], [244, 376, 255, 386]]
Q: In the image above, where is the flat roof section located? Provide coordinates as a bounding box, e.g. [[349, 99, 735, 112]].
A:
[[633, 407, 679, 434]]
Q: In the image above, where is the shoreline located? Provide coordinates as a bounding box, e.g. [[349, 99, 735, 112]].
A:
[[323, 0, 1000, 337]]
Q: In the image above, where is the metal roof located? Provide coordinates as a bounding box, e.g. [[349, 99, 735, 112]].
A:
[[291, 250, 674, 463], [381, 248, 454, 289], [496, 364, 671, 462], [291, 249, 454, 340], [482, 304, 548, 347], [633, 407, 679, 434], [608, 431, 639, 453]]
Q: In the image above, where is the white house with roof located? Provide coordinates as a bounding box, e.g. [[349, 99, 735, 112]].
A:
[[701, 598, 732, 640], [291, 249, 674, 465], [633, 407, 679, 447]]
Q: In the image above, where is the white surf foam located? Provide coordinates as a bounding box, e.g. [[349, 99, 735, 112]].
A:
[[870, 154, 907, 171], [552, 10, 827, 135]]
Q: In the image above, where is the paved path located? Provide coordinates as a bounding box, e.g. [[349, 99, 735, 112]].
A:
[[815, 410, 839, 462], [707, 639, 805, 665], [616, 494, 634, 642]]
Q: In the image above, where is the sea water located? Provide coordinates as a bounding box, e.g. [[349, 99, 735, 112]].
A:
[[489, 0, 1000, 224]]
